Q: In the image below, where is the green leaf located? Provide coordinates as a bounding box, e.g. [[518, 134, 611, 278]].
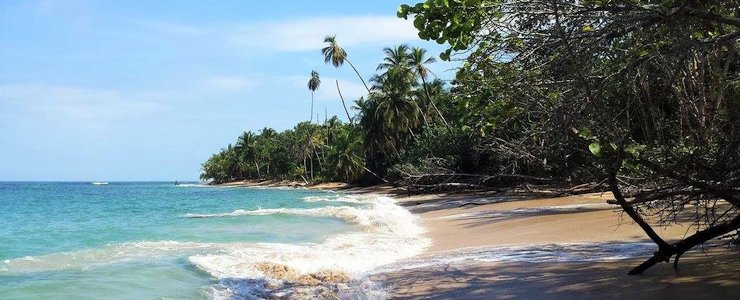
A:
[[576, 127, 595, 140], [397, 5, 408, 19], [589, 142, 602, 157], [413, 17, 425, 30], [625, 144, 646, 157]]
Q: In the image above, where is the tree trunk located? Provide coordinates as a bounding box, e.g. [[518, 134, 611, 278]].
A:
[[608, 151, 740, 275], [310, 154, 314, 181], [303, 156, 307, 178], [421, 76, 450, 129], [363, 166, 388, 183], [310, 91, 314, 123], [336, 80, 353, 125], [345, 59, 371, 94], [628, 214, 740, 275], [608, 160, 672, 251]]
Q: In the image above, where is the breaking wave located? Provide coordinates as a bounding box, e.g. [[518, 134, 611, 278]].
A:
[[2, 194, 428, 299], [187, 194, 430, 299]]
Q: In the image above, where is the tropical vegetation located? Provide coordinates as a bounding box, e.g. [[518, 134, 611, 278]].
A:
[[202, 0, 738, 274], [201, 37, 454, 184]]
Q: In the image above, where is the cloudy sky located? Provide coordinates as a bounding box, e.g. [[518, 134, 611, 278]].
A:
[[0, 0, 456, 181]]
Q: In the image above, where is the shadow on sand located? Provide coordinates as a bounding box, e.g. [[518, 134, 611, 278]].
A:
[[374, 250, 739, 300]]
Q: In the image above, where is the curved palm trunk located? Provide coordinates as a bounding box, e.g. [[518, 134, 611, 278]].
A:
[[421, 76, 450, 129], [363, 166, 388, 183], [345, 59, 371, 94], [335, 80, 353, 125]]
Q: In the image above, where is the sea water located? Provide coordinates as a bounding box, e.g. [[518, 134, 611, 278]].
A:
[[0, 182, 429, 299]]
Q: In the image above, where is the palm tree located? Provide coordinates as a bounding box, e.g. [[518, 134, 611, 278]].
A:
[[376, 44, 411, 74], [409, 47, 449, 128], [235, 131, 259, 178], [376, 45, 432, 126], [366, 67, 421, 158], [307, 70, 321, 123], [331, 130, 365, 182], [321, 35, 370, 94], [335, 80, 353, 124]]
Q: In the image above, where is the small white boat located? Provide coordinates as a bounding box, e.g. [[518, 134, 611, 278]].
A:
[[92, 182, 109, 185]]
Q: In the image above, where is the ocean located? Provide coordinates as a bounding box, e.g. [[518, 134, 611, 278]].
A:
[[0, 182, 428, 299]]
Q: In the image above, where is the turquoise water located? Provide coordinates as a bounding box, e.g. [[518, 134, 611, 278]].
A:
[[0, 182, 357, 299]]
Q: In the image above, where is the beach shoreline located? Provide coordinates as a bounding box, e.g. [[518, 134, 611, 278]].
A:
[[214, 180, 739, 299]]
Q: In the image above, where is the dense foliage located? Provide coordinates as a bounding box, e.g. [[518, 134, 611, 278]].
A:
[[399, 0, 738, 273]]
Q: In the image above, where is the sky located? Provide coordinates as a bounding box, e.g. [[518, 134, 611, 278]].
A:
[[0, 0, 456, 181]]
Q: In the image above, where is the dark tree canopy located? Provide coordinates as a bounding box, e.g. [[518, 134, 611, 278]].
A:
[[400, 0, 739, 273]]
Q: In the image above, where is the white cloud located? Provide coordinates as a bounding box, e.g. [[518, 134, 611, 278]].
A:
[[231, 16, 419, 52], [0, 83, 167, 130], [133, 15, 419, 52]]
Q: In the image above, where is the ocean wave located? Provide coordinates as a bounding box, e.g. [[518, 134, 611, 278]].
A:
[[3, 194, 431, 298], [301, 194, 380, 204], [0, 241, 221, 274], [175, 183, 209, 188], [186, 195, 430, 299]]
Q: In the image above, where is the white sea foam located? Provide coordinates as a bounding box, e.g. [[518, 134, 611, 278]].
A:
[[302, 194, 371, 204], [175, 183, 209, 188], [187, 194, 430, 299]]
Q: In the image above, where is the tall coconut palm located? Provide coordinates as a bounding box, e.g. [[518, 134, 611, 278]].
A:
[[376, 44, 411, 73], [321, 35, 370, 94], [367, 67, 421, 157], [307, 70, 321, 123], [409, 47, 449, 128], [335, 80, 353, 124]]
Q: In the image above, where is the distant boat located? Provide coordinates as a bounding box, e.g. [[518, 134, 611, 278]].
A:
[[92, 182, 109, 185]]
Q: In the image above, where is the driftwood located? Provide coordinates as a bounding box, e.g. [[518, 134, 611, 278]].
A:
[[400, 173, 552, 194], [399, 172, 613, 197]]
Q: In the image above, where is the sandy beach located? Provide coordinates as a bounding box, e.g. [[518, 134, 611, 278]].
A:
[[216, 181, 739, 298], [377, 191, 739, 299]]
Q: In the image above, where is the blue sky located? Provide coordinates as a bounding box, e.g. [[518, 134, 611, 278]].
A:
[[0, 0, 455, 181]]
